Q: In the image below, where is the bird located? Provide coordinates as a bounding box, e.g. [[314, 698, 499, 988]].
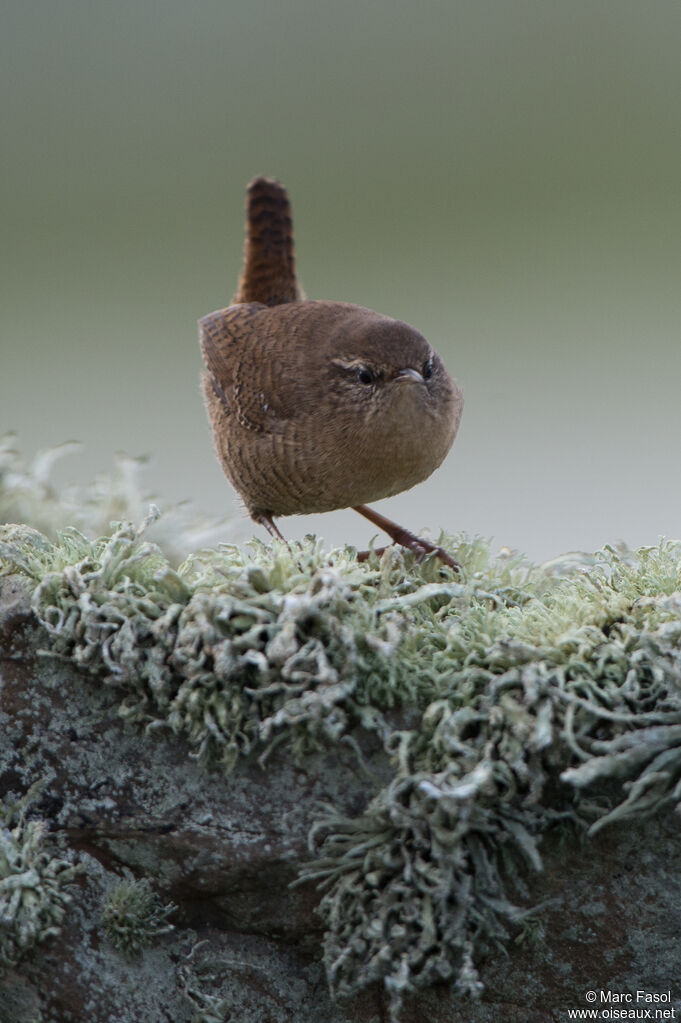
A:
[[199, 177, 463, 567]]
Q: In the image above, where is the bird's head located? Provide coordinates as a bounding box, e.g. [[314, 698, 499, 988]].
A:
[[324, 309, 462, 438]]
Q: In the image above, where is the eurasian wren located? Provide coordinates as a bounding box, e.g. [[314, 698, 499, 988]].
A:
[[199, 178, 463, 566]]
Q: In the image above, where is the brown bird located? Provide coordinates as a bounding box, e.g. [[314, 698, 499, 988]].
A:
[[199, 177, 463, 567]]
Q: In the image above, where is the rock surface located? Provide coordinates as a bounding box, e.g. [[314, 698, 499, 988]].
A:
[[1, 574, 680, 1023]]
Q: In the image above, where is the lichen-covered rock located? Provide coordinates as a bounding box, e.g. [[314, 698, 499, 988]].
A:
[[1, 506, 681, 1021], [0, 572, 388, 1021]]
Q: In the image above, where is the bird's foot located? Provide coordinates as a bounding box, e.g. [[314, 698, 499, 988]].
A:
[[353, 505, 459, 571], [356, 545, 390, 563]]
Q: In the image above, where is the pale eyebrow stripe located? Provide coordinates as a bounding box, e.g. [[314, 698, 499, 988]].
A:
[[330, 359, 373, 375]]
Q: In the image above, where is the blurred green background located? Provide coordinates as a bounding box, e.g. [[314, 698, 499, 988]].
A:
[[2, 0, 680, 560]]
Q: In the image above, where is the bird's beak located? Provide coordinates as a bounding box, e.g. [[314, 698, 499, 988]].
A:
[[397, 368, 425, 384]]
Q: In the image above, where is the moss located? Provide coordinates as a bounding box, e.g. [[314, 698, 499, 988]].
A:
[[102, 877, 175, 958], [2, 442, 681, 1019], [0, 792, 80, 971]]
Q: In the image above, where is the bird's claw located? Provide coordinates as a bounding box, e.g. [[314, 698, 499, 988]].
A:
[[357, 540, 459, 571]]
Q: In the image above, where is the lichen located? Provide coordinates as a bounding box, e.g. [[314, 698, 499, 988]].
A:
[[2, 444, 681, 1018], [1, 519, 472, 772], [0, 793, 80, 971], [300, 542, 681, 1018], [0, 434, 229, 564], [102, 877, 175, 958], [178, 952, 232, 1023]]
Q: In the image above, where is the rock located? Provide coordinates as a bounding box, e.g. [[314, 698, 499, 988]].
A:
[[0, 575, 388, 1021], [1, 564, 680, 1022]]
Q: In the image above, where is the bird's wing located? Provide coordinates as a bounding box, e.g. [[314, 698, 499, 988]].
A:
[[199, 302, 266, 418], [200, 300, 346, 430], [200, 301, 302, 431], [199, 303, 265, 388]]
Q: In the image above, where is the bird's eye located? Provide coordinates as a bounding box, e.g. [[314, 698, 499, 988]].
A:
[[422, 358, 434, 381], [357, 367, 374, 385]]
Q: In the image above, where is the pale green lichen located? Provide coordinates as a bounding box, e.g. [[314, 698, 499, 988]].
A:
[[2, 444, 681, 1019], [0, 794, 80, 970], [298, 542, 681, 1018], [177, 942, 234, 1023], [0, 433, 230, 564], [102, 877, 175, 958], [2, 518, 476, 772]]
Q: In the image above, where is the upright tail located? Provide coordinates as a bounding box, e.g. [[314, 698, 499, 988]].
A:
[[232, 177, 302, 306]]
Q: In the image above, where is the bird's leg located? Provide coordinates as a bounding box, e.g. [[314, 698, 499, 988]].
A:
[[254, 513, 312, 573], [255, 513, 288, 544], [353, 505, 459, 570]]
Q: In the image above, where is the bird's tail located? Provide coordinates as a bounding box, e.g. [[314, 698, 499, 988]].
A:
[[232, 177, 302, 306]]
